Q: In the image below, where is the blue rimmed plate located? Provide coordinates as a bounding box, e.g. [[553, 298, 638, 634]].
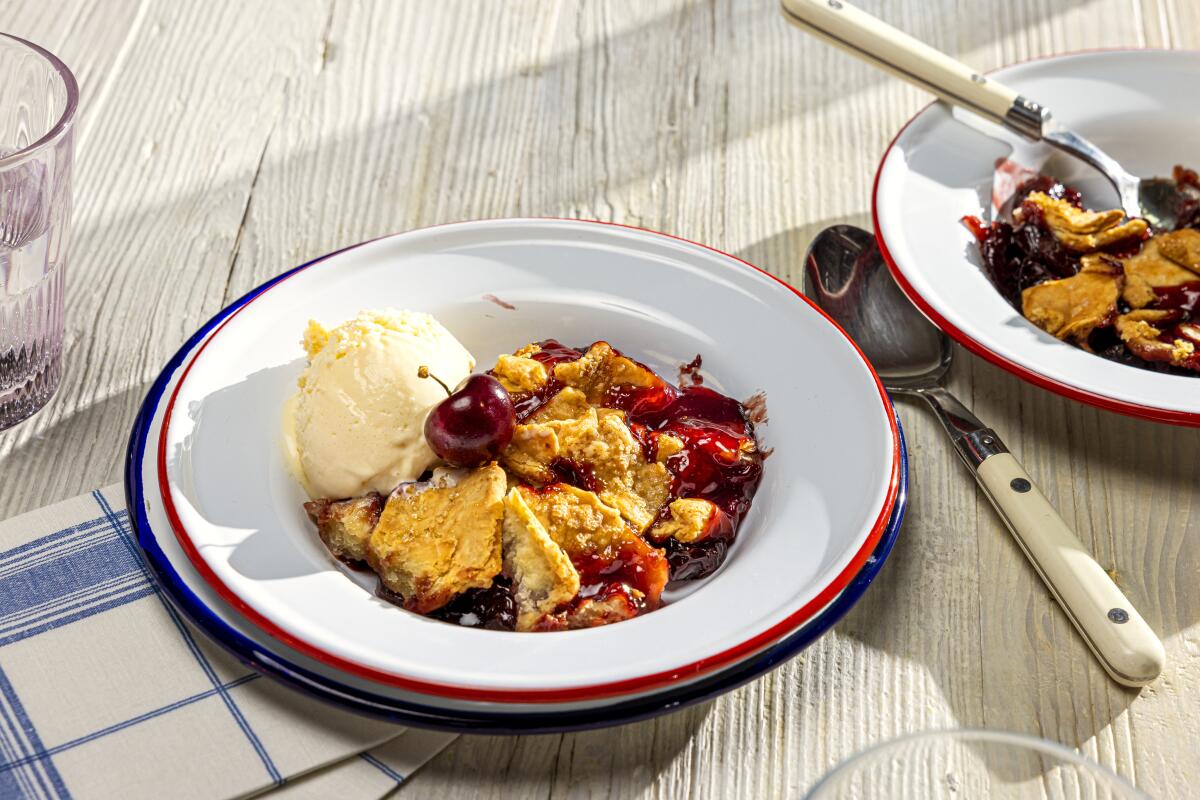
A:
[[127, 221, 908, 730]]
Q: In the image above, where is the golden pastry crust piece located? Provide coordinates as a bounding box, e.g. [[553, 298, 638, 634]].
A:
[[1157, 229, 1200, 270], [1021, 255, 1124, 345], [651, 498, 724, 544], [1121, 238, 1200, 309], [594, 409, 672, 531], [501, 407, 671, 532], [1018, 192, 1126, 234], [553, 341, 661, 403], [529, 386, 591, 423], [501, 488, 580, 631], [1018, 192, 1148, 253], [515, 484, 668, 607], [367, 465, 505, 613], [1055, 220, 1149, 253], [1116, 309, 1198, 369], [654, 433, 685, 463], [492, 354, 548, 394], [504, 425, 559, 479], [303, 493, 384, 564]]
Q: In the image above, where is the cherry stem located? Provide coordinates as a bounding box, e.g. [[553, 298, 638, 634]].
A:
[[417, 365, 452, 397]]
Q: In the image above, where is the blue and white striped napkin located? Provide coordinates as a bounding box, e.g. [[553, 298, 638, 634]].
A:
[[0, 485, 455, 800]]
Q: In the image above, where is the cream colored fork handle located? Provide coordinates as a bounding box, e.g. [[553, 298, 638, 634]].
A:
[[976, 453, 1165, 687], [780, 0, 1040, 136]]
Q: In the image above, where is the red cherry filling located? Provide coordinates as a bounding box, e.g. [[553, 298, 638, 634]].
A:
[[548, 457, 605, 494], [423, 577, 518, 631], [604, 382, 763, 533]]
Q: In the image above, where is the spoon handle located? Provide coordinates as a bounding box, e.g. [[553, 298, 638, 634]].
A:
[[780, 0, 1046, 139], [914, 388, 1165, 687], [974, 451, 1164, 686]]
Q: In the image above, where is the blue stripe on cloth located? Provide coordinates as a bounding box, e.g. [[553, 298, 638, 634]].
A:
[[0, 674, 260, 780], [0, 585, 158, 649], [0, 535, 144, 621], [91, 491, 284, 787], [0, 665, 70, 799], [0, 525, 120, 586], [359, 752, 406, 784], [0, 749, 28, 799], [0, 509, 149, 649], [0, 530, 122, 582], [0, 693, 37, 800], [0, 516, 113, 567], [0, 571, 143, 631]]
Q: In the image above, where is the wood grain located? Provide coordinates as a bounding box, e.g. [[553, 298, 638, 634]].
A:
[[3, 1, 1197, 797]]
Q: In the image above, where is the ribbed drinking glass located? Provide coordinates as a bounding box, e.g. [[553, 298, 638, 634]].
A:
[[0, 33, 77, 430]]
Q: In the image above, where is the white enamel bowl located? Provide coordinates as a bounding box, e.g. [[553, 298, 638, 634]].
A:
[[152, 219, 901, 706], [874, 50, 1200, 425]]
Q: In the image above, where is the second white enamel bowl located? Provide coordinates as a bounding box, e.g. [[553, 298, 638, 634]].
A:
[[874, 50, 1200, 425]]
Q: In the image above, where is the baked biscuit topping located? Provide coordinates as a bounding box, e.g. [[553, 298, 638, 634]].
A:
[[1120, 238, 1200, 308], [964, 169, 1200, 374], [1159, 229, 1200, 269], [515, 484, 669, 625], [302, 338, 765, 631], [367, 465, 505, 613], [501, 406, 672, 532], [501, 489, 580, 632], [492, 354, 548, 394], [304, 493, 383, 564], [650, 498, 731, 544], [1017, 192, 1148, 252], [553, 341, 661, 403], [1021, 255, 1123, 345]]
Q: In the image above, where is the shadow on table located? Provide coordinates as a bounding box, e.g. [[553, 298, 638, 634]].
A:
[[62, 0, 1103, 303], [0, 382, 151, 513], [734, 222, 1200, 784], [419, 701, 715, 795]]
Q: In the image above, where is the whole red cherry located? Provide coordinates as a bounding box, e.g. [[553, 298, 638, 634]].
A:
[[420, 369, 515, 467]]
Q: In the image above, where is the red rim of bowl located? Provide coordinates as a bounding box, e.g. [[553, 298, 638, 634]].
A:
[[156, 218, 902, 704], [872, 48, 1200, 428]]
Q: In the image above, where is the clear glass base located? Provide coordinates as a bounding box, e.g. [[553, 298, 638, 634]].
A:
[[0, 347, 61, 431], [0, 262, 65, 431]]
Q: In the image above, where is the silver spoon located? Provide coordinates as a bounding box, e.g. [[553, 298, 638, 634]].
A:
[[804, 225, 1165, 687], [781, 0, 1192, 229]]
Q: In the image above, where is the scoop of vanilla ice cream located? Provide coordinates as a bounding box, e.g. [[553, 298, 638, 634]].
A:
[[288, 309, 475, 499]]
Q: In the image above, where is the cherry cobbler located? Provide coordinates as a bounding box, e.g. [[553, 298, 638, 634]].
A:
[[963, 165, 1200, 374], [303, 341, 765, 632]]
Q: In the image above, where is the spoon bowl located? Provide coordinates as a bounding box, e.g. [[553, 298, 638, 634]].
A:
[[803, 226, 948, 391]]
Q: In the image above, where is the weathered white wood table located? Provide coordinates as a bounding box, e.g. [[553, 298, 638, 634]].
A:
[[5, 1, 1198, 796]]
